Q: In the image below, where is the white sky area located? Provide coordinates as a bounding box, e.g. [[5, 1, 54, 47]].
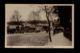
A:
[[5, 4, 59, 22]]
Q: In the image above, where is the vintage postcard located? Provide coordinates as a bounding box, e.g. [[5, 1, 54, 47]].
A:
[[5, 4, 74, 48]]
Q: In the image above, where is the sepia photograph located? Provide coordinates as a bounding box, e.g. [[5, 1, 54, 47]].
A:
[[5, 4, 74, 48]]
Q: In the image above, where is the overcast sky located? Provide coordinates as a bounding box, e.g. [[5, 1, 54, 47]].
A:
[[5, 4, 46, 22], [5, 4, 59, 22]]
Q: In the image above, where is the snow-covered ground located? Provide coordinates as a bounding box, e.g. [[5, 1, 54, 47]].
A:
[[7, 31, 49, 46], [45, 32, 72, 46], [6, 31, 72, 48]]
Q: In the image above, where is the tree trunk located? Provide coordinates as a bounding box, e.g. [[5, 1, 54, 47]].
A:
[[47, 17, 52, 42], [45, 6, 52, 42]]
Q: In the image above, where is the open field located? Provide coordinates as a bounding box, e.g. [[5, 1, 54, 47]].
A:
[[7, 31, 49, 46], [6, 31, 72, 47]]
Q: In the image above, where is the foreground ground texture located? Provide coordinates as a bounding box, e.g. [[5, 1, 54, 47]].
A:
[[6, 31, 72, 47]]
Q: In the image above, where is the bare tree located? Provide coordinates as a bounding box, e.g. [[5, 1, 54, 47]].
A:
[[11, 10, 21, 22], [28, 11, 41, 27], [44, 6, 53, 42], [28, 11, 41, 20], [11, 10, 22, 32], [38, 6, 54, 42]]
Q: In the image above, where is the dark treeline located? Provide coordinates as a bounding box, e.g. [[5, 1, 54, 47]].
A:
[[7, 20, 49, 25], [7, 21, 24, 25], [27, 20, 48, 24], [57, 6, 72, 41], [58, 6, 71, 28], [7, 20, 49, 34]]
